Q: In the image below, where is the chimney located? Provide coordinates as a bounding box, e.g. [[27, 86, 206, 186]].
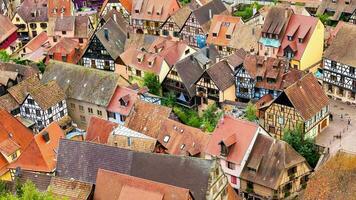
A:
[[127, 32, 130, 39], [42, 131, 50, 142], [104, 28, 109, 40], [206, 48, 210, 59], [209, 9, 212, 19]]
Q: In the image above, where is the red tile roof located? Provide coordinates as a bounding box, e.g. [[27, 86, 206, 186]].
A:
[[47, 38, 79, 55], [0, 138, 20, 157], [24, 32, 49, 51], [0, 110, 33, 174], [8, 122, 65, 172], [205, 115, 258, 164], [131, 0, 180, 22], [278, 14, 319, 61], [94, 169, 192, 200], [85, 117, 118, 144], [0, 14, 17, 44], [207, 15, 241, 47], [107, 86, 139, 116]]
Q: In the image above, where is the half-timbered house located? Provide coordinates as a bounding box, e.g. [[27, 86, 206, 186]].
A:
[[322, 23, 356, 104], [195, 59, 235, 106], [180, 0, 228, 48], [235, 55, 303, 102], [119, 37, 194, 83], [130, 0, 180, 35], [259, 73, 330, 139], [20, 81, 67, 132], [160, 5, 193, 38], [81, 18, 127, 71]]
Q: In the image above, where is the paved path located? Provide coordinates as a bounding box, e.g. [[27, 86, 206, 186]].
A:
[[316, 99, 356, 155]]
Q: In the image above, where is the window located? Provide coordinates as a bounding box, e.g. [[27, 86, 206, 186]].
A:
[[40, 23, 47, 29], [163, 135, 170, 143], [79, 105, 84, 112], [62, 55, 67, 62], [80, 115, 86, 122], [227, 162, 235, 170], [97, 110, 102, 116], [16, 17, 20, 22], [11, 153, 17, 160], [36, 110, 41, 116], [62, 31, 66, 35], [104, 60, 110, 67], [79, 38, 83, 44], [185, 49, 190, 55], [47, 108, 52, 114], [127, 137, 132, 146], [60, 110, 64, 117], [349, 67, 355, 75], [53, 37, 57, 43], [278, 116, 284, 125], [331, 61, 337, 69], [204, 78, 210, 84], [49, 117, 53, 123], [269, 126, 275, 134], [230, 176, 237, 184], [136, 70, 141, 77], [70, 103, 75, 109], [30, 23, 37, 29], [191, 18, 195, 23], [288, 166, 297, 176], [226, 34, 231, 39], [58, 101, 63, 107], [180, 144, 185, 150], [283, 182, 292, 192], [298, 38, 303, 43], [88, 107, 93, 114], [247, 181, 254, 191], [28, 99, 34, 105]]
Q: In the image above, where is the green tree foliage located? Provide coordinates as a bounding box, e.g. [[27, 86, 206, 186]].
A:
[[0, 50, 11, 62], [317, 14, 331, 26], [283, 125, 320, 168], [245, 102, 257, 122], [233, 3, 263, 21], [37, 61, 46, 74], [179, 0, 191, 5], [0, 181, 62, 200], [162, 92, 176, 107], [172, 103, 222, 132], [142, 72, 161, 96]]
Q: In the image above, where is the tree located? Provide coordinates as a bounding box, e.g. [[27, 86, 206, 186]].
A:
[[142, 72, 161, 96], [0, 181, 61, 200], [162, 92, 176, 107], [201, 103, 222, 132], [37, 61, 46, 73], [245, 102, 257, 122], [283, 125, 320, 168], [0, 50, 11, 62], [317, 14, 331, 26]]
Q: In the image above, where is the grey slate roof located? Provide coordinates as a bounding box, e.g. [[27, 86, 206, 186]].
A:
[[96, 18, 127, 60], [16, 171, 52, 192], [0, 62, 39, 78], [41, 60, 118, 107], [206, 60, 235, 91], [56, 139, 215, 200], [192, 0, 228, 32]]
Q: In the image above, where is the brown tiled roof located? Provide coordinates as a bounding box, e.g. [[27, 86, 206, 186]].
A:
[[170, 5, 193, 29], [47, 15, 90, 38], [56, 139, 215, 200], [131, 0, 180, 22], [41, 60, 119, 107], [7, 76, 41, 104], [261, 6, 291, 35], [125, 100, 171, 137], [85, 117, 118, 144], [16, 171, 52, 192], [49, 177, 93, 200], [206, 60, 235, 91], [0, 71, 17, 86], [205, 115, 258, 164], [17, 0, 48, 22], [0, 94, 19, 112], [240, 134, 309, 190], [94, 169, 192, 200], [27, 80, 66, 110], [230, 23, 261, 53], [243, 55, 303, 91], [47, 38, 79, 54], [317, 0, 356, 21], [284, 73, 329, 120], [192, 0, 229, 32], [0, 14, 17, 44], [158, 118, 210, 156], [0, 62, 39, 79], [107, 86, 139, 116], [323, 23, 356, 66], [303, 151, 356, 200], [8, 122, 65, 173]]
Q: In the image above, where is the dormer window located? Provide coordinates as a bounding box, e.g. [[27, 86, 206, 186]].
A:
[[212, 33, 217, 37], [53, 8, 57, 13], [135, 9, 139, 13], [256, 76, 263, 82], [219, 141, 229, 157], [226, 34, 231, 39], [332, 0, 337, 3], [287, 36, 293, 41], [163, 135, 170, 143], [267, 78, 276, 83], [298, 38, 303, 43], [345, 0, 350, 4], [61, 7, 65, 13]]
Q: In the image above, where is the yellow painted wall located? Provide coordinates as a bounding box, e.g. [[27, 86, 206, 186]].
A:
[[298, 20, 324, 72], [158, 61, 171, 83], [12, 13, 27, 33], [220, 85, 236, 102], [0, 171, 12, 181]]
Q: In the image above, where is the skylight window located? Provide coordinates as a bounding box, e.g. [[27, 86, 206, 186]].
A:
[[163, 135, 170, 143]]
